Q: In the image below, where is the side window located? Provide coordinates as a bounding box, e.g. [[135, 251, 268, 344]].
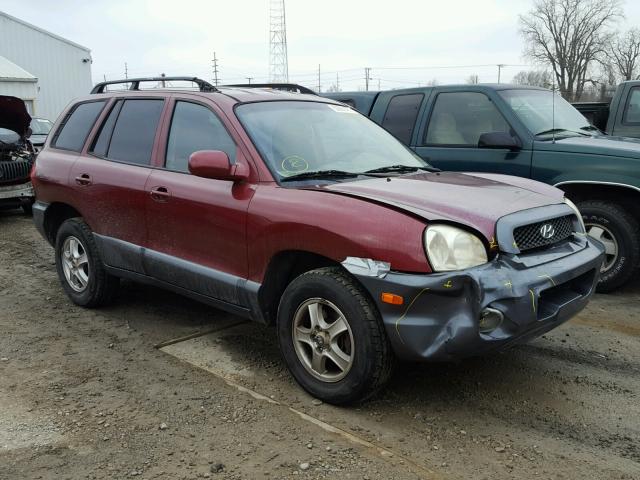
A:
[[99, 99, 164, 165], [165, 101, 236, 173], [425, 92, 511, 146], [381, 93, 424, 145], [623, 87, 640, 124], [52, 101, 106, 151], [91, 100, 123, 157]]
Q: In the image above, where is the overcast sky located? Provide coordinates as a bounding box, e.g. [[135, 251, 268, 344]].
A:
[[3, 0, 640, 91]]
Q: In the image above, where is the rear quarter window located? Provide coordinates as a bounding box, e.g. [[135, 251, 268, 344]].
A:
[[52, 101, 107, 152], [623, 87, 640, 124]]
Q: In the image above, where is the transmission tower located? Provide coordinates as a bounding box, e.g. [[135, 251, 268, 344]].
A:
[[269, 0, 289, 82]]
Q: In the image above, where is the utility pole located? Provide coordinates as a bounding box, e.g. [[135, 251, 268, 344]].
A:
[[246, 77, 253, 84], [377, 78, 380, 90], [497, 64, 505, 84], [336, 73, 340, 92], [124, 62, 128, 79], [365, 67, 371, 91], [212, 52, 220, 86], [160, 73, 166, 88], [317, 64, 321, 93]]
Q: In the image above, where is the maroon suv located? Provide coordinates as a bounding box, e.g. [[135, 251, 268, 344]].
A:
[[32, 77, 604, 404]]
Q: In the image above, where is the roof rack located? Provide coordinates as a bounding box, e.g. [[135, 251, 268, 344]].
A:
[[91, 76, 218, 94], [223, 83, 316, 95]]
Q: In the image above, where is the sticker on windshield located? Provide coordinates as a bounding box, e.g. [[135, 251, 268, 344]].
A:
[[281, 155, 309, 173], [328, 104, 356, 113]]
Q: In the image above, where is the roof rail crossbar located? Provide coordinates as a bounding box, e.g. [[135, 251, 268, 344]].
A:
[[223, 83, 316, 95], [91, 76, 218, 94]]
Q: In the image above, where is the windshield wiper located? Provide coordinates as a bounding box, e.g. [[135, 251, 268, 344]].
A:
[[535, 128, 589, 137], [580, 125, 602, 134], [363, 164, 439, 174], [280, 169, 359, 182]]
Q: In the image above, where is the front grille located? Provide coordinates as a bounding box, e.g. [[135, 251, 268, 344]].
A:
[[0, 160, 32, 184], [513, 215, 574, 251]]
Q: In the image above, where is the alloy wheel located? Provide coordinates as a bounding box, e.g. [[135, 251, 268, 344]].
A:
[[292, 298, 354, 383], [61, 236, 90, 292], [586, 223, 619, 273]]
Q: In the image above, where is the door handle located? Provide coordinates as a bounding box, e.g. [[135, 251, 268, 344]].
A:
[[150, 186, 171, 202], [75, 174, 92, 186]]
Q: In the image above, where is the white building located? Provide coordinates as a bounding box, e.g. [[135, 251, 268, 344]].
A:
[[0, 11, 92, 121]]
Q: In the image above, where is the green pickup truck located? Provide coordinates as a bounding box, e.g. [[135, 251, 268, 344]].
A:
[[322, 84, 640, 292], [572, 80, 640, 138]]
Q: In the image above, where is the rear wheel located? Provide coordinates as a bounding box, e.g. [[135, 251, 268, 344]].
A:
[[277, 267, 394, 404], [578, 200, 640, 292], [55, 218, 119, 307]]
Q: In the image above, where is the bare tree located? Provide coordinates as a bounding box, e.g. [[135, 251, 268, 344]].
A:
[[466, 74, 479, 84], [609, 28, 640, 81], [519, 0, 623, 101], [512, 70, 553, 88]]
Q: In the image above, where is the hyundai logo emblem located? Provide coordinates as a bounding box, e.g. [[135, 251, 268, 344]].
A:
[[539, 223, 555, 239]]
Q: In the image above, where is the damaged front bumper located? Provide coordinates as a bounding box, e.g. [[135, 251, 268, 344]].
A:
[[0, 181, 34, 204], [347, 235, 605, 361]]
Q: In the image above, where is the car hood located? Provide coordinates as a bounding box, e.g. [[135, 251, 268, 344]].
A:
[[535, 134, 640, 159], [0, 95, 31, 137], [315, 172, 564, 241]]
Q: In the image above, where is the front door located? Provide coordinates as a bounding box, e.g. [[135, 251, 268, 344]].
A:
[[414, 90, 532, 177], [144, 99, 254, 306]]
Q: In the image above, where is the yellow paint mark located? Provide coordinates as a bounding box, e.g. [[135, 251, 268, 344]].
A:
[[513, 241, 518, 249], [443, 280, 453, 289], [529, 289, 537, 313], [504, 280, 513, 290], [395, 287, 430, 344], [489, 237, 498, 250], [537, 274, 556, 286]]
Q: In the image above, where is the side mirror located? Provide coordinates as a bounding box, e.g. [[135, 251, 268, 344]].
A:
[[188, 150, 248, 181], [478, 132, 522, 151]]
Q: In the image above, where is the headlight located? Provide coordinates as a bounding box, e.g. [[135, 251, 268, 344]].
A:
[[424, 225, 488, 271], [564, 198, 586, 232]]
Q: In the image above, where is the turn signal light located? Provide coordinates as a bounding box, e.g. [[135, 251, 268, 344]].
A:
[[381, 293, 404, 305]]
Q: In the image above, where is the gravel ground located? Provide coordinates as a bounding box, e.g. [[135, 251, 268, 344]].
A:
[[0, 210, 639, 480]]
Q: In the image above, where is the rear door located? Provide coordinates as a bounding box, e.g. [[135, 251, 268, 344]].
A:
[[67, 97, 166, 273], [144, 97, 254, 305], [413, 90, 532, 177]]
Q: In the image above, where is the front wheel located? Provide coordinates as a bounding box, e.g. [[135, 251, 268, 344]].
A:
[[579, 200, 640, 292], [277, 267, 394, 405]]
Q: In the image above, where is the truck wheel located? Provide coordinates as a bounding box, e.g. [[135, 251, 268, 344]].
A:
[[55, 218, 119, 307], [277, 267, 394, 405], [578, 200, 640, 292]]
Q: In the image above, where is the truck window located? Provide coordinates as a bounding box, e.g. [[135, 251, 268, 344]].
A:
[[52, 101, 107, 152], [165, 101, 237, 172], [425, 92, 510, 146], [381, 93, 424, 145], [623, 87, 640, 124]]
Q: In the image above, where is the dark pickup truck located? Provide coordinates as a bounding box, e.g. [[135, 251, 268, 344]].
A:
[[572, 80, 640, 137], [322, 84, 640, 292]]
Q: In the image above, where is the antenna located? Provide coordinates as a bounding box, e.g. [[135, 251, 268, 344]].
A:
[[552, 76, 556, 144], [269, 0, 289, 82]]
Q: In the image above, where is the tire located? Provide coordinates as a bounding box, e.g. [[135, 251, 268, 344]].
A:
[[578, 200, 640, 293], [277, 267, 394, 405], [55, 218, 119, 307]]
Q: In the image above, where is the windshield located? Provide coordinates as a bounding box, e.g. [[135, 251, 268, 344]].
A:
[[30, 118, 53, 135], [499, 89, 592, 137], [235, 101, 428, 180]]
